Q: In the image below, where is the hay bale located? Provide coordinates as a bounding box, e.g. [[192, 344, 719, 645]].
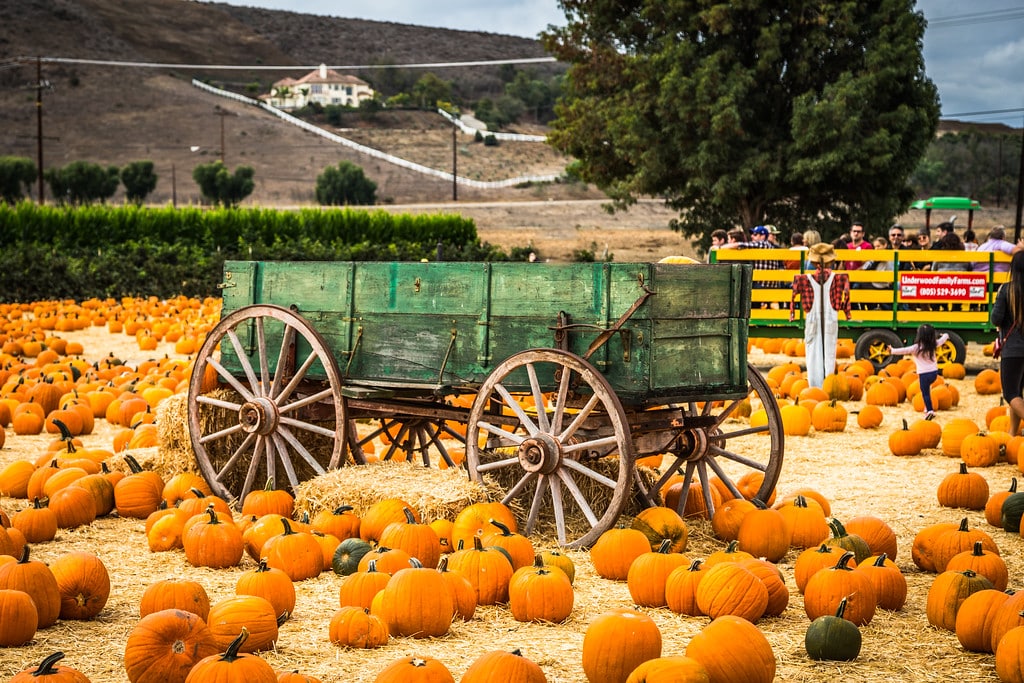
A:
[[293, 461, 502, 522], [155, 392, 202, 476]]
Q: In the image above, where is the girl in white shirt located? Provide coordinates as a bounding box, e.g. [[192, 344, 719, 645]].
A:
[[888, 324, 948, 419]]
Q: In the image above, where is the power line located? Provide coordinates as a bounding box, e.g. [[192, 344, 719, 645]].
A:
[[944, 107, 1024, 118], [16, 55, 556, 71], [927, 8, 1024, 28]]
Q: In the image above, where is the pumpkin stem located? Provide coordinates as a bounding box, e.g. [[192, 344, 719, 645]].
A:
[[403, 507, 417, 524], [333, 504, 354, 515], [437, 556, 450, 572], [280, 517, 295, 535], [124, 453, 143, 474], [656, 538, 673, 554], [687, 558, 704, 571], [1012, 478, 1019, 494], [872, 553, 889, 567], [828, 518, 849, 538], [31, 652, 66, 675], [53, 418, 74, 444], [205, 507, 220, 525], [256, 558, 270, 572], [833, 551, 855, 570], [220, 628, 250, 663], [533, 554, 546, 568], [489, 519, 513, 536], [263, 477, 275, 491], [972, 540, 985, 556], [834, 596, 849, 619], [959, 462, 969, 474], [958, 517, 970, 532]]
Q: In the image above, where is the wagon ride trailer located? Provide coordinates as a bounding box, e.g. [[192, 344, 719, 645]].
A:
[[712, 244, 1005, 372], [187, 260, 783, 548]]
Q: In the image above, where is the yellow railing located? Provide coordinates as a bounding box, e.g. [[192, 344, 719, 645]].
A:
[[710, 248, 1010, 334]]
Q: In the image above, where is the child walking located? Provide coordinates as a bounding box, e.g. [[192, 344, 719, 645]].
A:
[[888, 324, 948, 418]]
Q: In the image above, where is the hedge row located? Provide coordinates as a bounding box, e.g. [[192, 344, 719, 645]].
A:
[[0, 203, 480, 252], [0, 204, 527, 301]]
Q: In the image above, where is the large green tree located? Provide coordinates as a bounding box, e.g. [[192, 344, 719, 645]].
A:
[[543, 0, 940, 244]]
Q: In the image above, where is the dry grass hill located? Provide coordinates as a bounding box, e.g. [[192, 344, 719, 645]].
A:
[[0, 0, 592, 207]]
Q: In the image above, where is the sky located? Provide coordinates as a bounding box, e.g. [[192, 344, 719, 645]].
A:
[[221, 0, 1024, 127]]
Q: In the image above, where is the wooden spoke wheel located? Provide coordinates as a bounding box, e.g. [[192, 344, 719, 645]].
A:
[[348, 416, 466, 468], [652, 364, 784, 518], [466, 349, 635, 549], [187, 304, 357, 506]]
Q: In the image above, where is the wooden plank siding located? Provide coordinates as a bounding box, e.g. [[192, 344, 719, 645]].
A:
[[215, 261, 754, 406]]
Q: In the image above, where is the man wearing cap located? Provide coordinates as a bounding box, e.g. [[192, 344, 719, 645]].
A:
[[790, 243, 851, 388], [734, 225, 784, 308]]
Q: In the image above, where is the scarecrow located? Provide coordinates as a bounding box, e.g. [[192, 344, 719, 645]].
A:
[[789, 243, 851, 388]]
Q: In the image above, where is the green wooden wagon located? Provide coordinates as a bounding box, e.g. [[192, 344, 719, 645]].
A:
[[187, 260, 783, 548]]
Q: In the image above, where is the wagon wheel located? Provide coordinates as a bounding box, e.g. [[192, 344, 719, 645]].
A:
[[465, 348, 634, 549], [187, 304, 359, 506], [854, 329, 903, 372], [652, 364, 784, 519], [936, 330, 967, 365], [348, 416, 466, 468]]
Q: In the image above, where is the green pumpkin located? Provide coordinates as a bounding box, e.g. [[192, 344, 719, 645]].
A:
[[822, 518, 871, 563], [805, 597, 862, 661], [1001, 492, 1024, 533], [331, 537, 373, 576]]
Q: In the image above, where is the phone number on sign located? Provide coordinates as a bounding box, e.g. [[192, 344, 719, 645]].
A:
[[899, 273, 988, 301]]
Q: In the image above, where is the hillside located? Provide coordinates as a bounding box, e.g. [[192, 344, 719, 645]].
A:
[[0, 0, 590, 206]]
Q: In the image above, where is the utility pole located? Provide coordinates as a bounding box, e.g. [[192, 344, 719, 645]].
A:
[[36, 57, 45, 204], [1015, 120, 1024, 242], [451, 118, 458, 201], [213, 106, 235, 165]]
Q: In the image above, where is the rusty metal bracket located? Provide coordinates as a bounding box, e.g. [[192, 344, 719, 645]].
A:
[[437, 327, 457, 385], [343, 326, 363, 379], [582, 285, 656, 362]]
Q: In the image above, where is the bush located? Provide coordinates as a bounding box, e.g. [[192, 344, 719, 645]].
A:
[[45, 161, 119, 205], [0, 156, 36, 204], [315, 161, 377, 206], [120, 161, 158, 205], [192, 161, 255, 207]]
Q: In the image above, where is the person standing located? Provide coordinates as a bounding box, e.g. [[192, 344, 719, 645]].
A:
[[789, 243, 851, 388], [887, 324, 948, 419], [992, 251, 1024, 436]]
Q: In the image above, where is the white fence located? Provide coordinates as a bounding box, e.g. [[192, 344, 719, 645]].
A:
[[191, 79, 561, 188]]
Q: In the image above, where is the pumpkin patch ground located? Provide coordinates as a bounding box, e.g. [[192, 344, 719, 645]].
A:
[[1, 318, 1021, 682]]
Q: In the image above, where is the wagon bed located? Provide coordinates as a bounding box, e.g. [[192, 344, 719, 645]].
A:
[[188, 260, 783, 547]]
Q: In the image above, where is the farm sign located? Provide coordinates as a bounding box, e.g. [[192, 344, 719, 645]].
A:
[[898, 272, 988, 301]]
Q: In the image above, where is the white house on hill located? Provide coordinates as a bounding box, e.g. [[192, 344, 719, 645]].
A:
[[264, 64, 375, 110]]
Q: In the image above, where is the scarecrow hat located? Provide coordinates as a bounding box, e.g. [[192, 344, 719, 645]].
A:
[[806, 243, 836, 265]]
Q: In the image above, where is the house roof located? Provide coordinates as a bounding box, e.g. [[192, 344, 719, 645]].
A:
[[272, 68, 369, 89]]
